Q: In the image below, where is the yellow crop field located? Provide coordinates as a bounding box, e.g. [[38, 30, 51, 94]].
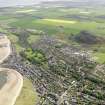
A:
[[42, 19, 77, 24], [16, 9, 36, 13]]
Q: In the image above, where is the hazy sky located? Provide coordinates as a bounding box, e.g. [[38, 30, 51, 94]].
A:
[[0, 0, 101, 7], [0, 0, 73, 7], [0, 0, 38, 7], [0, 0, 66, 7]]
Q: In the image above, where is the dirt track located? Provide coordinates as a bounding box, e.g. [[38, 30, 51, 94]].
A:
[[0, 35, 23, 105]]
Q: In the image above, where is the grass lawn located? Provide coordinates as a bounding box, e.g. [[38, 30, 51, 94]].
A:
[[0, 16, 11, 20], [15, 78, 39, 105], [8, 34, 24, 52], [93, 52, 105, 64], [27, 35, 40, 44]]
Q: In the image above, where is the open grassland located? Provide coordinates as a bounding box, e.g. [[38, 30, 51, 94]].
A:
[[3, 6, 104, 37], [93, 52, 105, 64], [27, 35, 40, 44], [11, 18, 105, 37], [15, 78, 39, 105], [0, 16, 11, 20], [7, 34, 24, 52], [4, 6, 105, 64], [1, 6, 105, 63]]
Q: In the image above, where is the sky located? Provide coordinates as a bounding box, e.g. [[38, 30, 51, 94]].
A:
[[0, 0, 39, 7], [0, 0, 102, 7], [0, 0, 73, 7]]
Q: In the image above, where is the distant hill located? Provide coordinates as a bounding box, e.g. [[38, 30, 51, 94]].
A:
[[40, 0, 105, 7]]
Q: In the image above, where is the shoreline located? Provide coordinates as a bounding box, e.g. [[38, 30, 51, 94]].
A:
[[0, 35, 23, 105]]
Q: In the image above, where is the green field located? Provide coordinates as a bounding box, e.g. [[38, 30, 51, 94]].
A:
[[0, 6, 104, 63], [15, 78, 39, 105], [93, 52, 105, 64]]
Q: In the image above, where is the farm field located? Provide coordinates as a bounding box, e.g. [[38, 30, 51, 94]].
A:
[[1, 6, 104, 63]]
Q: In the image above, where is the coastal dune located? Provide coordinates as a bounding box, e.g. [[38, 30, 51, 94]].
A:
[[0, 35, 23, 105]]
